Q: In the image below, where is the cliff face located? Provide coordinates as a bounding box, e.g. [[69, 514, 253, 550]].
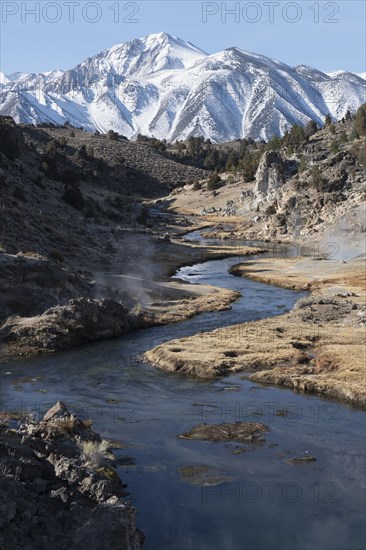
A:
[[247, 118, 365, 243], [251, 121, 366, 243], [258, 155, 365, 242]]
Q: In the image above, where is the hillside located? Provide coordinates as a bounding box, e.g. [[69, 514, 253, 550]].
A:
[[1, 106, 365, 355], [0, 118, 206, 322], [1, 118, 253, 357], [164, 106, 366, 250]]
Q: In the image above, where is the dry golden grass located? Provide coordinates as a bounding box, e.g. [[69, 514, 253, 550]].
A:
[[145, 314, 314, 377], [230, 256, 366, 296], [80, 439, 113, 466], [145, 256, 366, 408], [147, 285, 240, 325]]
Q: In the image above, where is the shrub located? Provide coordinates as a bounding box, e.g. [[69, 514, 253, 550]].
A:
[[79, 144, 88, 159], [58, 136, 67, 149], [298, 155, 307, 173], [45, 140, 58, 155], [284, 124, 306, 150], [136, 133, 149, 142], [265, 136, 282, 151], [240, 151, 261, 182], [310, 165, 325, 191], [49, 250, 64, 262], [62, 184, 84, 210], [357, 141, 366, 171], [339, 131, 348, 144], [330, 140, 339, 154], [207, 172, 222, 190], [80, 439, 112, 467], [354, 103, 366, 136], [95, 466, 119, 481], [193, 181, 202, 191], [108, 130, 119, 141], [305, 120, 318, 136], [324, 113, 332, 127], [0, 118, 22, 160], [13, 187, 25, 201], [266, 203, 277, 215], [345, 109, 352, 121], [149, 138, 166, 153], [225, 151, 239, 171]]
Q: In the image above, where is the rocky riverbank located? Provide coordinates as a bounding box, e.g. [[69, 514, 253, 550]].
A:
[[0, 239, 265, 358], [0, 401, 143, 549]]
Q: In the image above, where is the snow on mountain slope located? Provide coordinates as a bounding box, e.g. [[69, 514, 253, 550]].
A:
[[0, 73, 10, 84], [1, 33, 365, 142], [328, 70, 366, 81]]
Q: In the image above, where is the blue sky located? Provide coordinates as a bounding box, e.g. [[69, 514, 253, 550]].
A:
[[1, 1, 365, 74]]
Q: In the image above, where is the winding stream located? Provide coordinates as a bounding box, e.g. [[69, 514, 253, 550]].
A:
[[1, 237, 365, 550]]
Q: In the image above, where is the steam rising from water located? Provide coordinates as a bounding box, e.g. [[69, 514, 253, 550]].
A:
[[93, 234, 160, 306], [319, 207, 366, 261]]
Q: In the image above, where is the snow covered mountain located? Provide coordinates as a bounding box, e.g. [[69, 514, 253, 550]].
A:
[[1, 32, 365, 142]]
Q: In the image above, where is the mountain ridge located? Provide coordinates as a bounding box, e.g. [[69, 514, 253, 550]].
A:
[[1, 32, 365, 142]]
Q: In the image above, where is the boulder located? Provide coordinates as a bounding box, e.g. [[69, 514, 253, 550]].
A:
[[43, 401, 68, 422]]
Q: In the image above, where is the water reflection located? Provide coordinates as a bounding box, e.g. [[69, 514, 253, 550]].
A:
[[1, 246, 365, 550]]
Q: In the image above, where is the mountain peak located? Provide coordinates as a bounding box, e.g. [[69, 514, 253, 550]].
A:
[[143, 32, 176, 43], [98, 32, 206, 77]]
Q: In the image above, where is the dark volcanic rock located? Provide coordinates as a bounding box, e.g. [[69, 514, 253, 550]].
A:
[[287, 456, 317, 464], [0, 297, 132, 355], [178, 422, 269, 443], [0, 402, 143, 550]]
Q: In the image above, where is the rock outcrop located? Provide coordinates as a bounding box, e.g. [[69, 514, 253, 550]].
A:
[[0, 401, 144, 549], [0, 298, 132, 355], [254, 151, 285, 204], [178, 422, 269, 443]]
